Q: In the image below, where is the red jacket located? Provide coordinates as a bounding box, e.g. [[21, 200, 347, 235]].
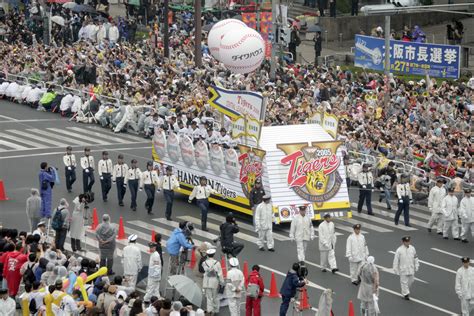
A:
[[3, 251, 28, 297], [248, 270, 265, 297]]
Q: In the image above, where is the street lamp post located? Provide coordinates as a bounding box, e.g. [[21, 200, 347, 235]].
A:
[[163, 0, 169, 58], [384, 15, 390, 75], [194, 0, 202, 67]]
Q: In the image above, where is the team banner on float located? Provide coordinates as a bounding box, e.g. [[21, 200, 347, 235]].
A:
[[354, 35, 461, 79], [208, 85, 265, 120]]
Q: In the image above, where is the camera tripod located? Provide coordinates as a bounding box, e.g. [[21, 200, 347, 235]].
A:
[[290, 286, 311, 316]]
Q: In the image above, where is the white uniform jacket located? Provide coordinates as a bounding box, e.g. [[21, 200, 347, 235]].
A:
[[393, 245, 419, 275], [345, 233, 369, 262], [319, 221, 337, 251], [459, 197, 474, 223], [289, 214, 314, 241], [122, 244, 142, 275], [428, 186, 446, 214], [455, 266, 474, 300], [254, 202, 274, 231], [442, 195, 459, 221]]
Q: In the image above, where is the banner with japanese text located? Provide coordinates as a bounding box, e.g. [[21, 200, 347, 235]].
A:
[[354, 35, 460, 79], [242, 12, 272, 58]]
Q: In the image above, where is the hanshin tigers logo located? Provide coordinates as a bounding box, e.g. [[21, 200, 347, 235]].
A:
[[277, 141, 343, 205], [238, 145, 266, 198]]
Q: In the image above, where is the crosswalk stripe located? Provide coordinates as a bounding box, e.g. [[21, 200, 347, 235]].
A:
[[206, 213, 292, 241], [27, 128, 90, 146], [152, 218, 219, 240], [370, 207, 429, 229], [48, 128, 110, 145], [83, 126, 146, 143], [388, 251, 456, 274], [178, 215, 260, 244], [128, 219, 203, 246], [331, 222, 366, 234], [431, 248, 474, 263], [68, 127, 141, 144], [6, 129, 68, 147], [0, 139, 28, 150], [344, 217, 393, 233], [350, 204, 417, 231], [0, 133, 47, 148], [372, 201, 431, 220]]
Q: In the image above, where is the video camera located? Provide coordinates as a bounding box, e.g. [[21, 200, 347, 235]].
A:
[[182, 221, 194, 245], [295, 262, 309, 279], [81, 192, 94, 209]]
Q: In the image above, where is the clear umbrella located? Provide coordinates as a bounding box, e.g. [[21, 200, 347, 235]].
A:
[[62, 2, 78, 9], [51, 15, 65, 26], [168, 275, 203, 307]]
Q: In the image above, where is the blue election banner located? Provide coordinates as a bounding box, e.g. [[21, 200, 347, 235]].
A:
[[354, 35, 461, 79]]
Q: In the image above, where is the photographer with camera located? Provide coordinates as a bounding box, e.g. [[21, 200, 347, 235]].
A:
[[69, 193, 90, 252], [166, 221, 194, 275], [220, 213, 244, 258], [279, 262, 308, 316]]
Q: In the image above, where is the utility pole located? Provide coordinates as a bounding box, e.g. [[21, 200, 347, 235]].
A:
[[163, 0, 170, 58], [270, 0, 279, 80], [384, 15, 390, 75], [194, 0, 202, 67]]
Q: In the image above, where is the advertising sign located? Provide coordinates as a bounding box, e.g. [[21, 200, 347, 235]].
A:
[[354, 35, 461, 79], [322, 113, 338, 139], [307, 111, 323, 126], [208, 85, 265, 120], [231, 115, 262, 141], [238, 145, 266, 198]]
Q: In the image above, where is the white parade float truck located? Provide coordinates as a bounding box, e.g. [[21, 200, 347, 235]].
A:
[[152, 123, 351, 222]]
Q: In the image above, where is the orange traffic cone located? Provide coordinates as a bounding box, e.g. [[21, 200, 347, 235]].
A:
[[189, 248, 197, 269], [267, 272, 280, 298], [151, 229, 156, 242], [0, 180, 9, 201], [243, 261, 249, 287], [348, 300, 355, 316], [90, 208, 99, 230], [117, 216, 126, 240], [221, 257, 227, 278], [298, 287, 311, 310]]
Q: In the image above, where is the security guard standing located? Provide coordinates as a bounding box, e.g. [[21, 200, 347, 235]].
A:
[[395, 174, 413, 227], [357, 164, 374, 215], [112, 154, 129, 206], [80, 147, 95, 194], [98, 151, 113, 202], [161, 166, 180, 220], [140, 161, 161, 215], [126, 159, 141, 212], [63, 146, 76, 193], [249, 178, 265, 210]]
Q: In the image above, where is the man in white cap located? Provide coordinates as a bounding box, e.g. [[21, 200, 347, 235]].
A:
[[202, 248, 224, 315], [346, 224, 369, 284], [32, 222, 47, 244], [226, 257, 244, 316], [393, 236, 419, 300], [357, 256, 380, 315], [144, 242, 161, 304], [289, 206, 314, 263], [254, 194, 275, 252], [442, 188, 460, 240], [122, 234, 142, 288], [455, 256, 474, 316], [319, 213, 338, 273], [427, 178, 446, 234], [459, 188, 474, 243]]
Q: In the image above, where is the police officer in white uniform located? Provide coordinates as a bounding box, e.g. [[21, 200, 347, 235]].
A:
[[112, 154, 129, 207], [254, 194, 275, 252], [427, 179, 446, 234], [202, 248, 224, 315], [460, 189, 474, 243], [98, 151, 113, 202], [80, 147, 95, 194], [63, 146, 76, 193], [122, 234, 142, 289], [357, 164, 374, 215], [442, 187, 460, 240], [346, 224, 369, 284], [126, 159, 141, 212], [393, 236, 419, 300], [161, 166, 180, 220], [394, 174, 413, 227], [144, 242, 162, 304], [188, 176, 217, 231], [139, 161, 161, 215], [319, 213, 338, 273], [289, 206, 314, 263], [226, 257, 244, 316], [455, 256, 474, 316]]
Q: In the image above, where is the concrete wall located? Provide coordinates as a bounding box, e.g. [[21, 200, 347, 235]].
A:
[[319, 11, 458, 42]]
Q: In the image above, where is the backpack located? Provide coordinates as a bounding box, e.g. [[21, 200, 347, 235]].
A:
[[198, 255, 207, 274], [51, 208, 64, 231], [247, 283, 260, 298], [205, 261, 218, 278], [29, 297, 37, 314], [23, 263, 36, 285]]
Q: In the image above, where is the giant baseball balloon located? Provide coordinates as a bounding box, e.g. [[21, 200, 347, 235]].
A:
[[219, 27, 266, 74], [208, 19, 247, 61]]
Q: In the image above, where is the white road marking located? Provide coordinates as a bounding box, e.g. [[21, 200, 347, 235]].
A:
[[350, 203, 417, 231], [48, 128, 110, 144], [27, 128, 90, 146], [83, 126, 146, 142], [6, 129, 68, 147], [375, 264, 428, 284], [68, 126, 146, 144], [0, 119, 62, 123], [0, 139, 28, 150], [128, 219, 203, 246], [341, 217, 392, 233], [152, 218, 218, 240], [372, 201, 431, 220], [0, 146, 151, 159], [388, 251, 456, 274], [303, 260, 456, 315], [431, 248, 474, 263], [0, 115, 18, 121], [178, 215, 260, 244], [0, 133, 47, 148], [206, 213, 292, 241]]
